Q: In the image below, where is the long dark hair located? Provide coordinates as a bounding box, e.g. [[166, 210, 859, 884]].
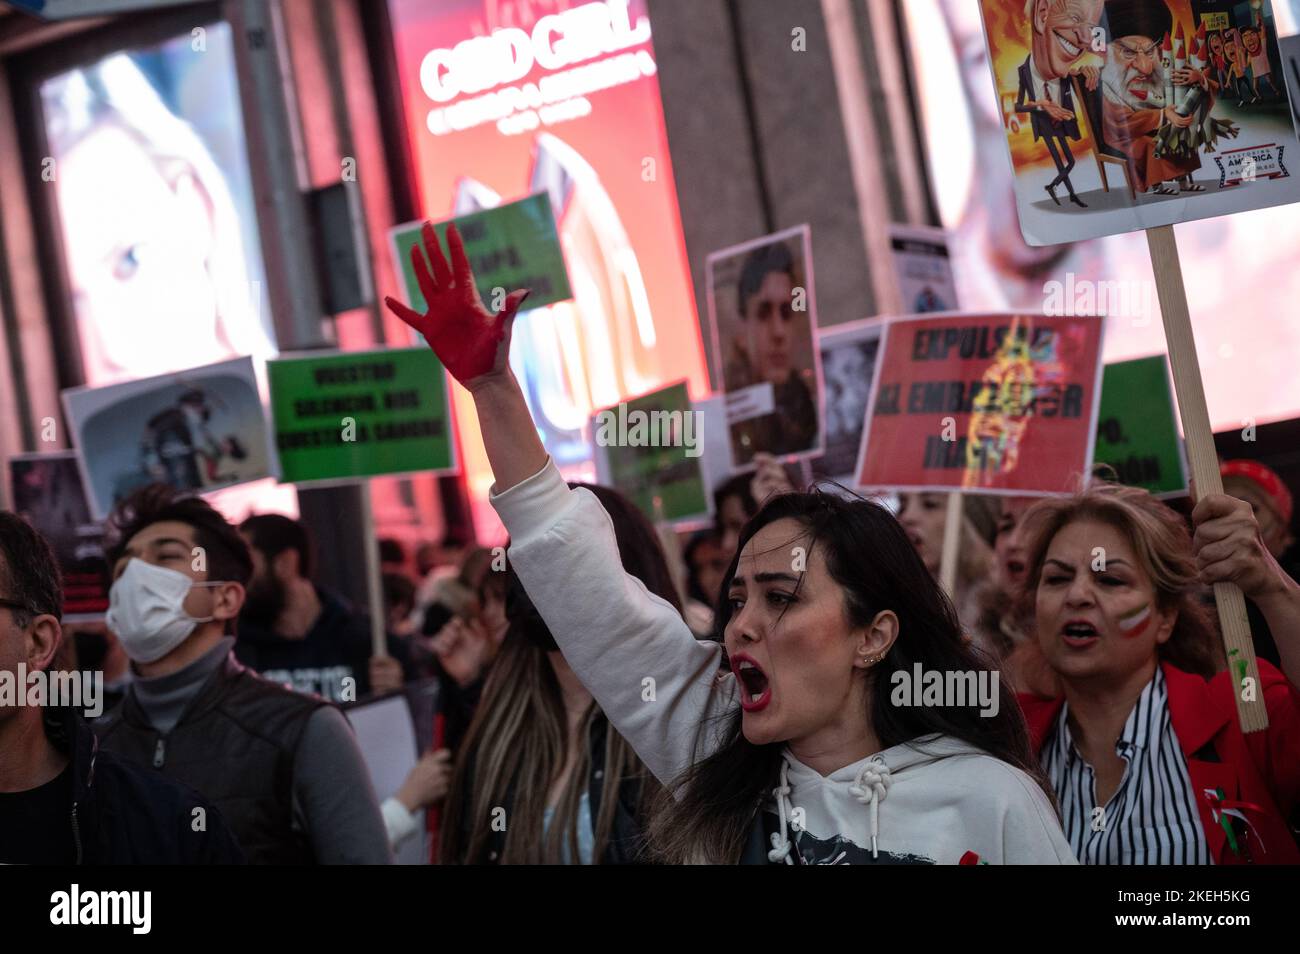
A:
[[440, 483, 677, 864], [649, 487, 1051, 863]]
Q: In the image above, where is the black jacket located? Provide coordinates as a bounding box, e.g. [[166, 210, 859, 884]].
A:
[[1016, 55, 1081, 141], [95, 653, 326, 865], [44, 706, 244, 864]]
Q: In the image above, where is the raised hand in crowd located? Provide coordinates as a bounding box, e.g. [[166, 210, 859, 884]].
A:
[[1191, 492, 1300, 685], [384, 222, 530, 391], [384, 222, 545, 493], [429, 616, 492, 689]]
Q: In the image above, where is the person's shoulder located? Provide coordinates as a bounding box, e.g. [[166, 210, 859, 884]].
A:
[[219, 659, 333, 726], [920, 748, 1054, 814]]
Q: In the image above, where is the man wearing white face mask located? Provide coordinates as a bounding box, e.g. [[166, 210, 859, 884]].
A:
[[0, 511, 244, 864], [94, 485, 391, 864]]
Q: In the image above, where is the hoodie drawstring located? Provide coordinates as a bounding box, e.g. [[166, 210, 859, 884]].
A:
[[849, 758, 892, 859], [767, 760, 796, 865]]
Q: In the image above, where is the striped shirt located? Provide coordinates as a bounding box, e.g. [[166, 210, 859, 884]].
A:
[[1042, 667, 1211, 864]]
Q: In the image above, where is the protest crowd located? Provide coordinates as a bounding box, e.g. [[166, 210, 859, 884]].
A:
[[0, 0, 1299, 882]]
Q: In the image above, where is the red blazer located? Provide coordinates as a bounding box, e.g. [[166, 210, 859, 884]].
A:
[[1019, 660, 1300, 865]]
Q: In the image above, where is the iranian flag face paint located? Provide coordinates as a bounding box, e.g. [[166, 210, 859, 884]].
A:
[[1118, 602, 1153, 639]]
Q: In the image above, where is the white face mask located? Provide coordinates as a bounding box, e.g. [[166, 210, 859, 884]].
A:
[[107, 558, 225, 664]]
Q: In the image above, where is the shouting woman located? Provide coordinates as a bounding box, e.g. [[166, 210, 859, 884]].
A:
[[385, 223, 1075, 865]]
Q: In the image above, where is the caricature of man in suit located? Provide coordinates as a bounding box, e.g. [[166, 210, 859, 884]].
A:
[[1015, 0, 1105, 207]]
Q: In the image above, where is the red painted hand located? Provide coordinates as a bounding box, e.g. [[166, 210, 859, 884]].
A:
[[383, 222, 531, 389]]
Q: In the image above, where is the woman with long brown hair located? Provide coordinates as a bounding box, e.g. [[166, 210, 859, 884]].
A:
[[1014, 483, 1300, 864], [387, 223, 1075, 865], [439, 484, 674, 864]]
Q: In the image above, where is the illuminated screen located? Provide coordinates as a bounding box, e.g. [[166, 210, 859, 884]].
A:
[[39, 23, 293, 520], [386, 0, 709, 537], [40, 22, 275, 387], [904, 0, 1300, 433]]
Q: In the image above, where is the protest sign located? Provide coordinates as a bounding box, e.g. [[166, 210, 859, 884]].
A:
[[389, 192, 573, 316], [61, 356, 275, 520], [977, 0, 1300, 246], [347, 694, 426, 865], [705, 225, 823, 468], [809, 318, 884, 484], [856, 312, 1104, 495], [1094, 354, 1188, 496], [889, 225, 960, 314], [591, 380, 710, 525], [7, 452, 111, 621], [977, 0, 1281, 731], [267, 348, 455, 485]]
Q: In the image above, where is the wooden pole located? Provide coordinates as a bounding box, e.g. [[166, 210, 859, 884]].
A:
[[1146, 225, 1266, 732], [939, 492, 962, 600], [359, 480, 389, 660]]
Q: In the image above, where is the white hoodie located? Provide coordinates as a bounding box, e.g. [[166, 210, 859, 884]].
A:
[[492, 460, 1077, 865]]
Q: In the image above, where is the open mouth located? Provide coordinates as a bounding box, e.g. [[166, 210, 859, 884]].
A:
[[1005, 558, 1026, 579], [731, 654, 772, 712], [1061, 619, 1100, 648], [1054, 29, 1082, 59]]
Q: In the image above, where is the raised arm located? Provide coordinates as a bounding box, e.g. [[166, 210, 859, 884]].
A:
[[384, 223, 735, 783], [384, 221, 543, 493]]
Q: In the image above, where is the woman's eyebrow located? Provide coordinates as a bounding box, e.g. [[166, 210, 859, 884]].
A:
[[753, 571, 799, 584]]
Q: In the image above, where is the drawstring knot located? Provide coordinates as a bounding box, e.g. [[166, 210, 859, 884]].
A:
[[849, 758, 892, 859], [768, 761, 796, 864]]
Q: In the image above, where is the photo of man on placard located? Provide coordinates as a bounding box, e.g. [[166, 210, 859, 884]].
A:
[[706, 227, 821, 469]]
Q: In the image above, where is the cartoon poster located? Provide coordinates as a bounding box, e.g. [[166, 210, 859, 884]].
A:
[[856, 312, 1105, 495], [705, 226, 823, 469], [978, 0, 1300, 245], [809, 318, 884, 484], [61, 356, 277, 520]]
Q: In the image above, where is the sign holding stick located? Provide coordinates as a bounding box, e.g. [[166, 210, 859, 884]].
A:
[[972, 1, 1284, 733], [975, 0, 1298, 731], [1147, 224, 1265, 731]]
